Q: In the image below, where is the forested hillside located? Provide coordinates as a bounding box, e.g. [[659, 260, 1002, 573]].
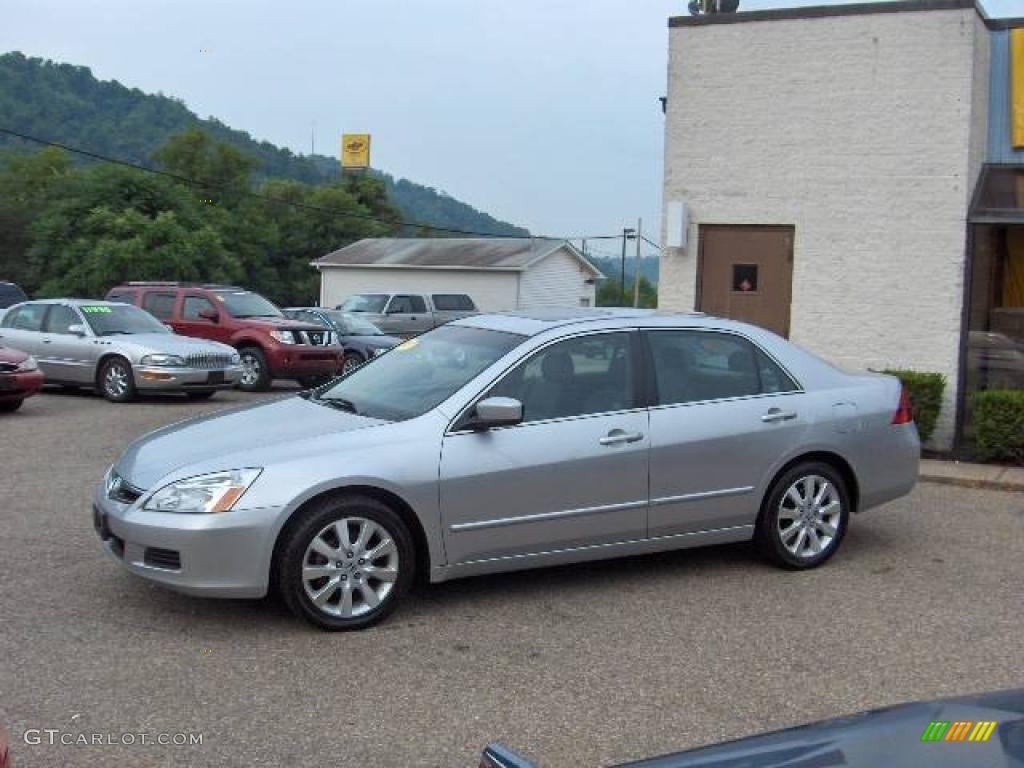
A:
[[0, 51, 528, 237]]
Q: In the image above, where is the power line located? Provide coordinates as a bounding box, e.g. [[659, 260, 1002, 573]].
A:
[[0, 126, 629, 243]]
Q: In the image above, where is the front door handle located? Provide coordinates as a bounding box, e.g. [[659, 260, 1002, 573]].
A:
[[762, 408, 797, 423], [599, 429, 644, 446], [42, 338, 53, 344]]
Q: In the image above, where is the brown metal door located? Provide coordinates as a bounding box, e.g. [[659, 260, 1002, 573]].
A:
[[697, 225, 794, 337]]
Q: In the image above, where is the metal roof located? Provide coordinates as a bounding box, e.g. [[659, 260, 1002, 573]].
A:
[[313, 238, 603, 276]]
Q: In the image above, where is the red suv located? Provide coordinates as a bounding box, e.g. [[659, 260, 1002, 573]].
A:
[[106, 283, 343, 391]]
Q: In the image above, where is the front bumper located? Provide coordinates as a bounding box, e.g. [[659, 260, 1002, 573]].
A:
[[92, 483, 282, 598], [265, 346, 343, 379], [133, 365, 243, 392], [0, 368, 45, 401]]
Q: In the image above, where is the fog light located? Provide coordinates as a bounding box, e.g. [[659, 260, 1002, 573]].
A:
[[140, 371, 175, 382]]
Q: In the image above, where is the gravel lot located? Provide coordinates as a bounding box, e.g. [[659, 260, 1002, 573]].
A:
[[1, 386, 1022, 767]]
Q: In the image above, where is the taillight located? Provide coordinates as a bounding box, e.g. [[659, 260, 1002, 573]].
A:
[[892, 386, 914, 425]]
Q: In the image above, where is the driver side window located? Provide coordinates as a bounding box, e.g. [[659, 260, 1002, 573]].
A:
[[487, 333, 635, 423]]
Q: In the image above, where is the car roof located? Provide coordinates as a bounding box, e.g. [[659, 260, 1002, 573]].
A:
[[19, 298, 129, 307], [453, 308, 721, 336]]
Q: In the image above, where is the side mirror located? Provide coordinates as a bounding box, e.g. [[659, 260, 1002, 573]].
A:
[[468, 397, 523, 430], [479, 744, 536, 768], [198, 307, 219, 322], [163, 323, 176, 333], [67, 323, 87, 337]]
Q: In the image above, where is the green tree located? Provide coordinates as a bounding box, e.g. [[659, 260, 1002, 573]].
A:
[[597, 276, 658, 308]]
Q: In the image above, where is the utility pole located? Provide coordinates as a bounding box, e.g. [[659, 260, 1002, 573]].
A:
[[633, 218, 643, 307], [620, 227, 636, 306]]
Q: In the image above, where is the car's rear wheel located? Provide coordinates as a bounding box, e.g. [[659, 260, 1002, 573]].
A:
[[98, 357, 136, 403], [755, 462, 849, 569], [0, 399, 24, 412], [278, 495, 415, 631], [238, 347, 271, 392], [341, 352, 364, 375]]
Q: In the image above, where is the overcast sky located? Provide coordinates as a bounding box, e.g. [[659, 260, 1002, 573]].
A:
[[2, 0, 1022, 257]]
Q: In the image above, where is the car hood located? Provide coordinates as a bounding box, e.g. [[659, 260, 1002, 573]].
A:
[[620, 689, 1024, 767], [116, 395, 386, 489], [239, 316, 325, 333], [105, 333, 237, 355], [345, 334, 401, 349], [0, 345, 28, 364]]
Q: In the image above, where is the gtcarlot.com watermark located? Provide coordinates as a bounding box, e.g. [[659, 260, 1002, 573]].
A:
[[23, 729, 203, 747]]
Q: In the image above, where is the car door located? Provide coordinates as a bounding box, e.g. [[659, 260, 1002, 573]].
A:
[[644, 328, 807, 538], [178, 294, 232, 344], [0, 303, 49, 361], [40, 303, 96, 383], [439, 330, 650, 565], [383, 295, 426, 336]]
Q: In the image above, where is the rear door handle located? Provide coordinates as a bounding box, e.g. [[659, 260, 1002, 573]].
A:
[[600, 429, 644, 446], [42, 338, 53, 344], [762, 408, 797, 423]]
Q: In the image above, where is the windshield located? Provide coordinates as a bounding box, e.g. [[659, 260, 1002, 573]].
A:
[[325, 311, 384, 335], [339, 294, 388, 313], [314, 325, 522, 421], [215, 291, 283, 318], [81, 304, 170, 336]]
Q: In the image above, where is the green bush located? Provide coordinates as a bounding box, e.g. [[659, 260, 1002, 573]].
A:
[[882, 369, 945, 443], [971, 389, 1024, 464]]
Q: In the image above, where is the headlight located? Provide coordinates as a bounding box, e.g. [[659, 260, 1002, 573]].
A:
[[143, 468, 262, 514], [140, 353, 185, 367], [270, 330, 296, 345], [15, 356, 37, 371]]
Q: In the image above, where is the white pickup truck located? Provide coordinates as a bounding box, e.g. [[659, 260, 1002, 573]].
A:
[[336, 293, 478, 337]]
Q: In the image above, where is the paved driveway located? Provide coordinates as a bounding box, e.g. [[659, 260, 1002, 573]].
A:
[[1, 388, 1022, 767]]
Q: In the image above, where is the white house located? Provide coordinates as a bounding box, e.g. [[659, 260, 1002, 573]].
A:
[[313, 238, 602, 312], [659, 0, 1024, 451]]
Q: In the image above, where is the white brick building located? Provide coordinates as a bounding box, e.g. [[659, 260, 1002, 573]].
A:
[[660, 0, 1024, 451]]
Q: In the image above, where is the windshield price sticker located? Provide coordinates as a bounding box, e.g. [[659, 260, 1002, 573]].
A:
[[81, 306, 112, 314], [395, 339, 419, 352]]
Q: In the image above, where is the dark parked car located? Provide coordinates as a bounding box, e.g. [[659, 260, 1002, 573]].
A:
[[0, 344, 44, 412], [0, 281, 28, 310], [105, 283, 343, 391], [481, 689, 1024, 767], [283, 307, 401, 374]]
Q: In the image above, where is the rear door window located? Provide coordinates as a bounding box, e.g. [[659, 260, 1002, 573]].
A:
[[4, 303, 47, 331], [142, 292, 177, 320], [647, 330, 765, 405], [106, 291, 137, 305], [432, 294, 475, 311]]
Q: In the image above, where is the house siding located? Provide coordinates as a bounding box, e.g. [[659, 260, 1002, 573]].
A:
[[660, 6, 985, 449], [518, 247, 598, 309], [319, 267, 520, 313]]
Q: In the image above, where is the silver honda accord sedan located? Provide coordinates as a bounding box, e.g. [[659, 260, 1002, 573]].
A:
[[0, 299, 242, 402], [93, 309, 920, 629]]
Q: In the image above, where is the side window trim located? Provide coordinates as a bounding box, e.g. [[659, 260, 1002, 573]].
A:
[[641, 327, 804, 409], [449, 328, 644, 433]]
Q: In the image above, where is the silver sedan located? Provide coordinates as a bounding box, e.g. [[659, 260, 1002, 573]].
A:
[[0, 299, 242, 402], [94, 309, 919, 629]]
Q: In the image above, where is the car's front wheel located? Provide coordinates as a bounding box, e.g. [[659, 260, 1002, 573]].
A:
[[341, 352, 364, 375], [238, 347, 271, 392], [0, 399, 24, 412], [278, 495, 415, 630], [98, 357, 136, 403], [755, 462, 849, 569]]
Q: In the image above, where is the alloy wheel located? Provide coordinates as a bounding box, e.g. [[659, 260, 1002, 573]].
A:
[[301, 517, 399, 618], [342, 355, 362, 374], [776, 474, 842, 559], [240, 353, 260, 387], [104, 363, 130, 398]]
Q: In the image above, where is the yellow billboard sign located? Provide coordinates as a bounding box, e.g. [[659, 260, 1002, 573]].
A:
[[340, 133, 371, 169], [1012, 29, 1024, 149]]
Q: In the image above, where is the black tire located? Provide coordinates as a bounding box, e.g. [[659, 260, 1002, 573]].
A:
[[341, 352, 365, 375], [238, 346, 271, 392], [297, 375, 331, 389], [185, 390, 217, 401], [278, 494, 415, 631], [0, 398, 24, 412], [754, 461, 850, 570], [97, 356, 136, 403]]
